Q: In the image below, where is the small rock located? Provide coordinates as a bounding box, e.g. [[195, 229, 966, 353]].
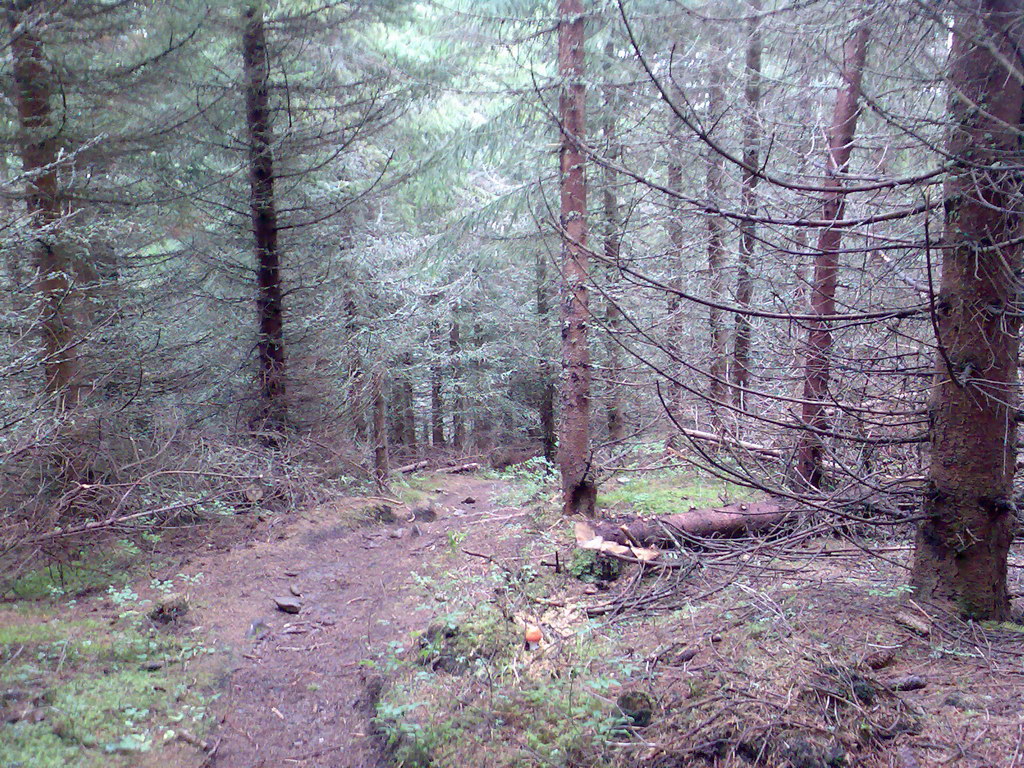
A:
[[274, 596, 302, 614], [141, 660, 164, 671], [284, 570, 299, 577], [462, 496, 476, 504], [583, 584, 599, 595], [289, 584, 301, 597], [247, 619, 270, 638], [710, 633, 723, 643], [390, 527, 406, 539], [410, 525, 422, 538]]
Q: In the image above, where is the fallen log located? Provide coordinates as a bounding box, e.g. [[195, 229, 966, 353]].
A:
[[436, 462, 480, 474], [581, 501, 788, 548], [393, 460, 430, 474]]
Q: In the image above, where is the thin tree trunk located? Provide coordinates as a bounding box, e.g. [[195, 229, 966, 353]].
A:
[[341, 221, 366, 441], [910, 1, 1024, 620], [449, 315, 465, 450], [242, 2, 287, 429], [731, 0, 762, 413], [535, 250, 557, 463], [793, 25, 870, 490], [8, 1, 78, 410], [371, 369, 389, 486], [557, 0, 596, 516], [602, 40, 624, 444], [400, 352, 416, 448], [665, 141, 684, 423], [705, 34, 729, 427], [430, 316, 445, 448]]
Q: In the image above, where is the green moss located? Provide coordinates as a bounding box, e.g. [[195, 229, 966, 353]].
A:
[[597, 473, 756, 515], [1, 721, 84, 768], [0, 609, 219, 768]]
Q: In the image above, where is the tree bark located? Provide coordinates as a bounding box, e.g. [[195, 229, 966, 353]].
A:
[[8, 0, 79, 410], [665, 137, 684, 424], [242, 2, 287, 429], [793, 25, 870, 490], [602, 41, 624, 444], [557, 0, 596, 516], [705, 33, 729, 427], [910, 0, 1024, 620], [430, 314, 445, 448], [535, 249, 557, 463], [449, 314, 465, 450], [582, 501, 786, 547], [731, 0, 762, 413], [371, 369, 389, 486]]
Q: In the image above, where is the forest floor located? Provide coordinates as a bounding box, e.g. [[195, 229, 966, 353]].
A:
[[2, 468, 1024, 768]]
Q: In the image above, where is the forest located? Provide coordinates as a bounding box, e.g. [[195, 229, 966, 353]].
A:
[[1, 0, 1023, 767]]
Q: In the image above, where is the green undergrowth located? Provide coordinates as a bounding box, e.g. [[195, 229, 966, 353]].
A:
[[0, 581, 222, 767], [391, 474, 444, 507], [3, 540, 150, 602], [488, 457, 557, 507], [597, 471, 757, 516], [370, 562, 642, 767]]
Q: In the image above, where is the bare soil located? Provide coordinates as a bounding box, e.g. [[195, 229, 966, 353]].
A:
[[182, 474, 532, 768]]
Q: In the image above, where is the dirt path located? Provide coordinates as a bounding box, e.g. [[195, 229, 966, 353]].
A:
[[187, 475, 527, 768]]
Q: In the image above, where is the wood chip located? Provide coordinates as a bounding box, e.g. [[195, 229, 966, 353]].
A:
[[895, 611, 930, 636]]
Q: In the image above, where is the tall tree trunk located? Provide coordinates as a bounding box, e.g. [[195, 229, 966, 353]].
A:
[[793, 25, 870, 490], [665, 137, 684, 424], [731, 0, 762, 413], [602, 40, 624, 444], [535, 249, 557, 463], [371, 369, 388, 487], [341, 221, 366, 441], [910, 1, 1024, 620], [449, 314, 465, 450], [430, 316, 445, 448], [705, 34, 729, 427], [242, 2, 287, 429], [557, 0, 596, 516], [8, 1, 78, 410]]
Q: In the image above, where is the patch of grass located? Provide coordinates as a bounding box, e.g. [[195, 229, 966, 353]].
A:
[[391, 474, 442, 507], [597, 472, 756, 515], [492, 457, 556, 507], [0, 603, 221, 768], [374, 560, 638, 768]]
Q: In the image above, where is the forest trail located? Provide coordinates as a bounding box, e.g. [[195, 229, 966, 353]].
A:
[[190, 474, 528, 768]]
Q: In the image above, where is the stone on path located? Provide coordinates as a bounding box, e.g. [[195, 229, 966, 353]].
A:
[[274, 595, 302, 614]]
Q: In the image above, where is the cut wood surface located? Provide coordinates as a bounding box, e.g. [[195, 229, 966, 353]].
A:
[[582, 501, 787, 547]]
